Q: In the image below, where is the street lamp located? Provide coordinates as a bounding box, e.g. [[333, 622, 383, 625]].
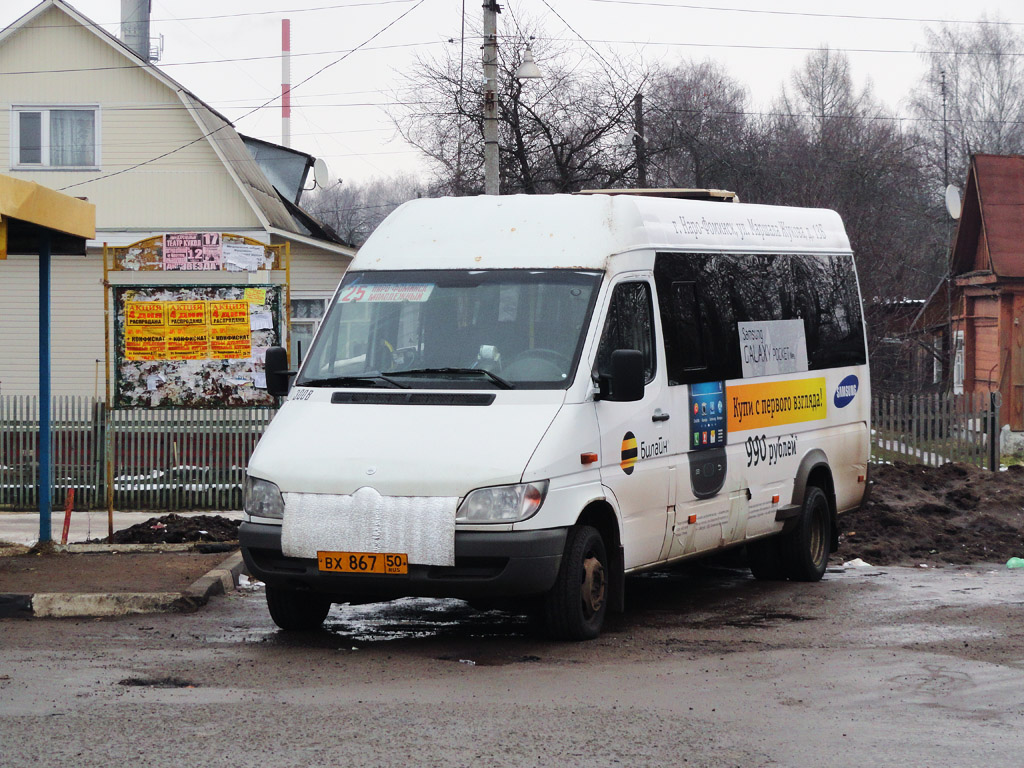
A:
[[516, 47, 542, 80]]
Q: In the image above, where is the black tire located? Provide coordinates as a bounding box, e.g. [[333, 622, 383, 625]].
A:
[[543, 525, 608, 641], [265, 586, 332, 631], [747, 536, 786, 581], [781, 485, 831, 582]]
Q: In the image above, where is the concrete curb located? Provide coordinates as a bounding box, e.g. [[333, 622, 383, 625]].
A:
[[0, 551, 245, 619]]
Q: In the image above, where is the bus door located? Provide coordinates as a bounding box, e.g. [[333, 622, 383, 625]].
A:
[[594, 278, 673, 570]]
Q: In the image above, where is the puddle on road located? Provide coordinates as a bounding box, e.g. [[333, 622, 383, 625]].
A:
[[722, 611, 814, 629], [217, 566, 1021, 650], [321, 598, 531, 643], [863, 623, 1000, 645], [212, 592, 532, 647]]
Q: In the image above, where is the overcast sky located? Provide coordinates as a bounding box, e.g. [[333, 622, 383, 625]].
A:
[[2, 0, 1021, 186]]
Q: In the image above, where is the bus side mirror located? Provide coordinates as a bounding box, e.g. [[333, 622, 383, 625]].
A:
[[598, 349, 645, 402], [265, 346, 296, 397]]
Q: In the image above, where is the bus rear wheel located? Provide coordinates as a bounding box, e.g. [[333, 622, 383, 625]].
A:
[[781, 485, 831, 582]]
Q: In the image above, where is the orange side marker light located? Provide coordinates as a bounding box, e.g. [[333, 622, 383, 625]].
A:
[[581, 452, 599, 465], [771, 494, 780, 504]]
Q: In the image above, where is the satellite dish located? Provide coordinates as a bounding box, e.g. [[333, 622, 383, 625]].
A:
[[313, 158, 330, 189], [945, 184, 962, 220]]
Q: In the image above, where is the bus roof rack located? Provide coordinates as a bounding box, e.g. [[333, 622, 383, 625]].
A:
[[574, 188, 739, 202]]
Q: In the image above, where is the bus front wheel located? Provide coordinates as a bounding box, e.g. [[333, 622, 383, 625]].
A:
[[266, 586, 332, 631], [543, 525, 608, 641]]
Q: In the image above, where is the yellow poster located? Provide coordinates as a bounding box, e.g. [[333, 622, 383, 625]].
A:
[[727, 377, 827, 432], [167, 327, 210, 359], [125, 302, 166, 327], [125, 327, 166, 360], [167, 301, 207, 326], [209, 300, 249, 326], [210, 326, 252, 359], [244, 287, 267, 305]]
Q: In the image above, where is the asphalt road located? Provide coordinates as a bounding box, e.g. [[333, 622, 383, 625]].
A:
[[2, 563, 1023, 767]]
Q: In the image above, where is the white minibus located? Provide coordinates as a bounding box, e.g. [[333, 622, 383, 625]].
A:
[[240, 192, 870, 640]]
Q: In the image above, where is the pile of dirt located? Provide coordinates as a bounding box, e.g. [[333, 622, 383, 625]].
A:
[[99, 514, 239, 545], [838, 462, 1024, 566]]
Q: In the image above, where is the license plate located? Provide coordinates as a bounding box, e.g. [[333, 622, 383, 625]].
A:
[[317, 551, 408, 575]]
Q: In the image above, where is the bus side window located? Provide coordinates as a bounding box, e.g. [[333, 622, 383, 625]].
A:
[[667, 281, 708, 382], [595, 281, 656, 384]]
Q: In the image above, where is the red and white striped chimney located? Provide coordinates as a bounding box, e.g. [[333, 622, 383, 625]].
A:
[[282, 19, 292, 147]]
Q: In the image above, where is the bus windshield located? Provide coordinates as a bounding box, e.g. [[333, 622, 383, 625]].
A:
[[297, 269, 603, 389]]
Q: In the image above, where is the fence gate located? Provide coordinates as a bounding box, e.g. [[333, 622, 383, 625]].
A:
[[872, 391, 1001, 470]]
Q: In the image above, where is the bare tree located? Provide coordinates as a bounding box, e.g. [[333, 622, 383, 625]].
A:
[[643, 60, 749, 190], [909, 18, 1024, 191], [306, 173, 424, 247], [735, 49, 947, 374], [389, 16, 647, 194]]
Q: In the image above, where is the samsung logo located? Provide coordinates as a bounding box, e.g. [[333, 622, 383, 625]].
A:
[[833, 375, 859, 408]]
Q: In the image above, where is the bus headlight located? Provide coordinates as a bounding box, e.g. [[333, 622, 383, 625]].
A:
[[456, 481, 548, 524], [245, 476, 285, 520]]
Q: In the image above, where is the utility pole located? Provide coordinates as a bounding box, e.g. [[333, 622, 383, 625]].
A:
[[633, 92, 647, 188], [941, 70, 949, 189], [482, 1, 500, 195]]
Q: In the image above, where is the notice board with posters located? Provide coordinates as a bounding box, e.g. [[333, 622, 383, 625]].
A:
[[113, 285, 282, 407]]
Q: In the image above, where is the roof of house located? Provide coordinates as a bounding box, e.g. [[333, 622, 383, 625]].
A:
[[951, 154, 1024, 279], [0, 0, 351, 253]]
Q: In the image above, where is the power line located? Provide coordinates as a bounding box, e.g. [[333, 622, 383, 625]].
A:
[[41, 100, 439, 112], [538, 0, 618, 73], [58, 0, 428, 191], [3, 33, 1018, 80], [584, 0, 1024, 27], [0, 40, 444, 77], [647, 103, 1024, 128], [6, 0, 418, 30], [541, 36, 1024, 57]]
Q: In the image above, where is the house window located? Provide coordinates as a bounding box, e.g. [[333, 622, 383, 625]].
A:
[[11, 106, 99, 168], [290, 298, 326, 365]]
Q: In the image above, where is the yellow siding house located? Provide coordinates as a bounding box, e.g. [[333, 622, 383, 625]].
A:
[[0, 0, 354, 398]]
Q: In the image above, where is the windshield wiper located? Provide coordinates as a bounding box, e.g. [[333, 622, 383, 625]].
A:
[[394, 367, 514, 389], [300, 373, 408, 389]]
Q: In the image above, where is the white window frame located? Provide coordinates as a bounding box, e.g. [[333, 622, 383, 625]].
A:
[[953, 330, 965, 395], [10, 105, 102, 170], [290, 298, 328, 366]]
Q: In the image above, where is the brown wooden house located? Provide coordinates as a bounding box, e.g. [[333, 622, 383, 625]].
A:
[[943, 154, 1024, 431]]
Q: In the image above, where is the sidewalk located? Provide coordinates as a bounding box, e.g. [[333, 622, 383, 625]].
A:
[[0, 510, 247, 619]]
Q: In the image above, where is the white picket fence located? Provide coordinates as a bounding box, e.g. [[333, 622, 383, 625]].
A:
[[871, 391, 1001, 470]]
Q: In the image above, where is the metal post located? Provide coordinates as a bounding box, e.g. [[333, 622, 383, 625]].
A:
[[103, 244, 114, 538], [941, 71, 949, 190], [634, 92, 647, 188], [990, 391, 1000, 471], [482, 0, 500, 195], [38, 233, 52, 542]]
